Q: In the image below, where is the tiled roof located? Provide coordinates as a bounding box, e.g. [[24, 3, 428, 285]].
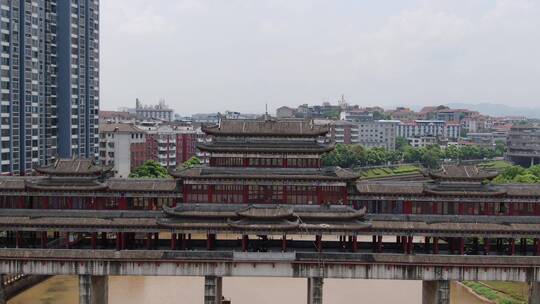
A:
[[99, 123, 143, 133], [107, 179, 177, 192], [202, 118, 330, 136], [427, 165, 498, 181], [197, 141, 334, 153], [171, 166, 357, 180], [35, 159, 112, 176]]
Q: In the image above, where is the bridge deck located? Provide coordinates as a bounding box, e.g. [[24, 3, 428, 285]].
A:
[[1, 209, 540, 237], [1, 249, 540, 282]]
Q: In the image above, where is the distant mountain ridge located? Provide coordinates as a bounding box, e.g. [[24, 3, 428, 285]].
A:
[[444, 103, 540, 119]]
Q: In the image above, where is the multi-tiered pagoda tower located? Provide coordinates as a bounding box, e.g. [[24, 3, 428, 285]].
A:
[[172, 116, 357, 205]]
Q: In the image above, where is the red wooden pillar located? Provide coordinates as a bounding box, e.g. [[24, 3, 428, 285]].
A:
[[282, 185, 288, 204], [433, 237, 439, 254], [15, 231, 22, 248], [484, 238, 490, 255], [18, 197, 25, 209], [241, 235, 249, 252], [154, 232, 159, 249], [119, 196, 128, 210], [535, 238, 540, 256], [407, 236, 413, 254], [509, 238, 516, 256], [146, 233, 152, 250], [316, 187, 322, 205], [402, 201, 412, 214], [341, 187, 348, 205], [171, 233, 177, 250], [182, 184, 189, 203], [207, 233, 216, 250], [243, 185, 249, 203], [459, 238, 465, 255], [65, 232, 70, 249], [351, 236, 358, 252], [520, 238, 527, 255], [42, 197, 49, 209], [116, 232, 122, 251], [458, 202, 464, 215], [67, 197, 73, 209], [282, 235, 287, 252], [91, 232, 97, 249], [283, 159, 288, 168], [376, 236, 383, 253], [208, 185, 214, 203], [402, 236, 408, 254], [315, 235, 322, 252], [41, 232, 48, 248], [180, 234, 187, 250]]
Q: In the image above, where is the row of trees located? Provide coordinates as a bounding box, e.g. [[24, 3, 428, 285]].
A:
[[322, 140, 506, 169], [493, 165, 540, 184], [129, 157, 201, 179]]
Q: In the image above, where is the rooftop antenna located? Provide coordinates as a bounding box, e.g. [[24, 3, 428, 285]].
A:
[[264, 103, 270, 121]]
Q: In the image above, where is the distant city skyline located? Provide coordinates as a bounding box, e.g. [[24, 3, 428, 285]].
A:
[[101, 0, 540, 115]]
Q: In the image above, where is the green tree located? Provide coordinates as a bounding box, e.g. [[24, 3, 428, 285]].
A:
[[421, 148, 442, 169], [395, 137, 409, 151], [494, 140, 507, 157], [182, 156, 202, 168], [443, 145, 460, 160], [322, 144, 365, 168], [403, 146, 423, 163], [129, 160, 171, 178], [365, 148, 387, 166]]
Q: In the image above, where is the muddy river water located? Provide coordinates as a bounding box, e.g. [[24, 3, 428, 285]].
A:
[[8, 276, 488, 304]]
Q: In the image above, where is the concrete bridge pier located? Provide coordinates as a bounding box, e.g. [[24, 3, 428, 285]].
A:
[[0, 275, 5, 304], [204, 276, 222, 304], [422, 280, 450, 304], [307, 277, 323, 304], [529, 282, 540, 304], [79, 275, 108, 304]]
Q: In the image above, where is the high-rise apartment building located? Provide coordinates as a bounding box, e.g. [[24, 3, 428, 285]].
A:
[[0, 0, 99, 175]]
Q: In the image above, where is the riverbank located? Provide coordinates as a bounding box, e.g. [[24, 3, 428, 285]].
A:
[[462, 281, 527, 304]]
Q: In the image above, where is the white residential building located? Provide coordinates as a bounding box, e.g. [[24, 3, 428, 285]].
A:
[[358, 120, 399, 150]]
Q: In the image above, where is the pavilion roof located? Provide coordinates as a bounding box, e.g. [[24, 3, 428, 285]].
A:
[[426, 165, 498, 181], [355, 179, 540, 197], [171, 166, 358, 180], [202, 118, 330, 137], [159, 204, 369, 233], [35, 159, 112, 176], [197, 141, 334, 153]]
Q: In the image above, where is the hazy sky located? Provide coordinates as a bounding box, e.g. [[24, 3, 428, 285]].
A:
[[101, 0, 540, 115]]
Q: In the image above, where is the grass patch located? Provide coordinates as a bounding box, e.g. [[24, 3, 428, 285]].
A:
[[481, 282, 527, 303], [462, 281, 526, 304], [479, 160, 513, 170], [358, 165, 421, 179]]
